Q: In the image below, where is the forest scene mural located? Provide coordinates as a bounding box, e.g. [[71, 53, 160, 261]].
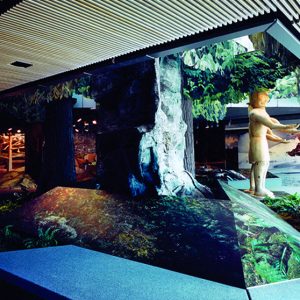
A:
[[0, 32, 300, 291]]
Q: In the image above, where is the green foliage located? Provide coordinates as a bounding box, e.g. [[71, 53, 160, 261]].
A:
[[183, 40, 290, 121], [192, 98, 227, 122], [112, 230, 158, 259], [0, 193, 26, 214], [231, 51, 288, 93], [1, 186, 300, 287], [0, 199, 20, 213], [3, 225, 14, 238], [73, 76, 92, 97], [262, 193, 300, 216], [270, 71, 299, 99], [222, 180, 300, 286], [183, 41, 244, 122], [183, 40, 245, 104], [233, 197, 300, 286], [24, 227, 60, 248], [0, 75, 92, 121], [255, 260, 286, 282], [182, 41, 246, 121], [0, 224, 61, 251], [182, 41, 243, 71]]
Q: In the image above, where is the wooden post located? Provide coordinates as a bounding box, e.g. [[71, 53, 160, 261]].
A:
[[8, 132, 12, 172], [38, 98, 76, 193]]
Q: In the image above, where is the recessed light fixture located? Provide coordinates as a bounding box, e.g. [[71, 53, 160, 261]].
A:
[[10, 61, 33, 68]]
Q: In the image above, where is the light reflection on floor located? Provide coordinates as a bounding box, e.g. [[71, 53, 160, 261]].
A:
[[270, 168, 300, 194], [228, 167, 300, 194]]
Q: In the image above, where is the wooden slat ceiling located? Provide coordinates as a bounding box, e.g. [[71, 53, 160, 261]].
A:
[[0, 0, 299, 92]]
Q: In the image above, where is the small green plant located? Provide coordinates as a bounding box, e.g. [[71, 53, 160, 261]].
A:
[[112, 230, 158, 259], [24, 227, 60, 249], [0, 193, 25, 214], [262, 193, 300, 215], [254, 260, 287, 283], [0, 201, 18, 213], [3, 225, 14, 238]]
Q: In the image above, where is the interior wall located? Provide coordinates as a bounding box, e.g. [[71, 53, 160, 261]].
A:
[[194, 121, 226, 170]]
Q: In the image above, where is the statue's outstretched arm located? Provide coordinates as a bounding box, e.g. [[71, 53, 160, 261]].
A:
[[266, 129, 289, 143], [270, 117, 300, 133], [251, 113, 299, 131]]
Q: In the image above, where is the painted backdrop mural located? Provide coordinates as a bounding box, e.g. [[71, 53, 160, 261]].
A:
[[238, 132, 300, 170]]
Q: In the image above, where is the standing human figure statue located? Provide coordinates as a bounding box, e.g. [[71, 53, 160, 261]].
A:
[[247, 90, 299, 198]]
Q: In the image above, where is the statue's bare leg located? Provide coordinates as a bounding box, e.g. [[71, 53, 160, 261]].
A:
[[244, 164, 255, 194], [261, 161, 274, 196], [253, 161, 274, 198]]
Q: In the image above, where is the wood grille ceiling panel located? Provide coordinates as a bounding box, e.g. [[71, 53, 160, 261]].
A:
[[0, 0, 299, 92]]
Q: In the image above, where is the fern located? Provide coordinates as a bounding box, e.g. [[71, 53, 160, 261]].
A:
[[262, 193, 300, 215], [24, 226, 60, 249], [255, 260, 287, 283]]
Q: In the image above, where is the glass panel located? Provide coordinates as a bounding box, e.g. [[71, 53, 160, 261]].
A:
[[220, 181, 300, 287]]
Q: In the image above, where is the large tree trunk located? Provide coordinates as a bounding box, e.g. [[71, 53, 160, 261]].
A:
[[138, 55, 212, 197], [25, 122, 44, 180], [181, 96, 195, 176], [38, 98, 76, 193], [94, 56, 212, 198]]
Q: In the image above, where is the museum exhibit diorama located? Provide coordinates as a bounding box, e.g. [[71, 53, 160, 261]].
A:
[[0, 1, 300, 299]]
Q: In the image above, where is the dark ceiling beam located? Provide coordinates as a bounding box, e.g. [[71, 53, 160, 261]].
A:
[[0, 0, 24, 15], [0, 11, 299, 99], [226, 107, 300, 120]]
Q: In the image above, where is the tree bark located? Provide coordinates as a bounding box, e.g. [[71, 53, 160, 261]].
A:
[[181, 96, 195, 176], [25, 122, 44, 180], [38, 98, 76, 193]]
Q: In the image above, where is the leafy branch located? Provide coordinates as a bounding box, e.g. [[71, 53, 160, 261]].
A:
[[182, 40, 290, 121]]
